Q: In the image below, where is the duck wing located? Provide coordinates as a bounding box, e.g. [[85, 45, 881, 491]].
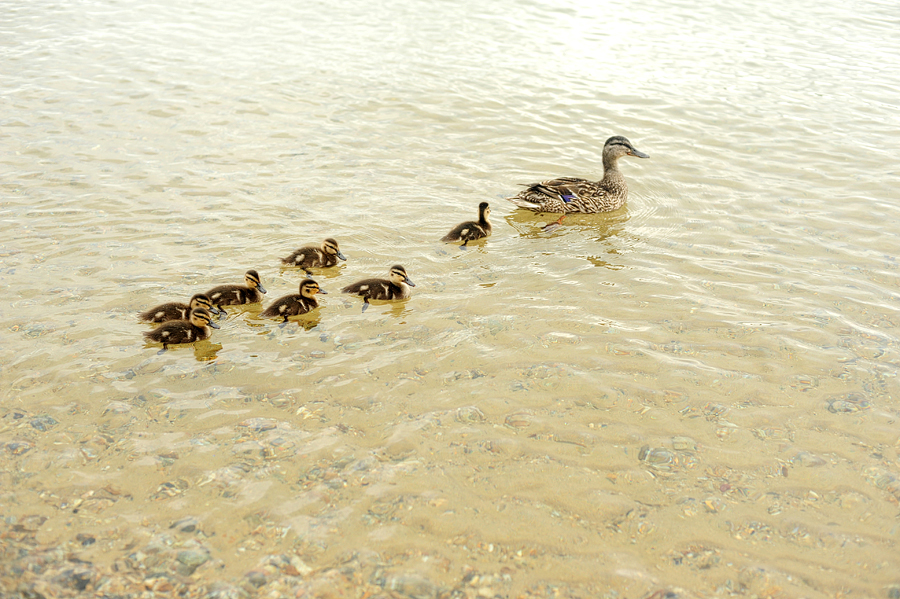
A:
[[509, 177, 603, 213]]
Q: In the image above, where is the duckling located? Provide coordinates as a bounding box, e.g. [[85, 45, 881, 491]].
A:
[[280, 238, 347, 276], [341, 265, 415, 312], [143, 307, 220, 353], [442, 202, 492, 248], [205, 270, 267, 311], [139, 293, 224, 323], [507, 135, 648, 231], [260, 278, 325, 324]]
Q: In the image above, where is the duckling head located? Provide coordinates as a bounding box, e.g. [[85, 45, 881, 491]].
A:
[[323, 238, 347, 261], [188, 293, 225, 316], [189, 307, 220, 329], [603, 136, 649, 161], [245, 270, 267, 294], [479, 202, 491, 220], [188, 293, 214, 312], [389, 265, 415, 287], [300, 279, 324, 298]]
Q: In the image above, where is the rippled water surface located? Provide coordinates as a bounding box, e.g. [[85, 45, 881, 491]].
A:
[[3, 0, 900, 596]]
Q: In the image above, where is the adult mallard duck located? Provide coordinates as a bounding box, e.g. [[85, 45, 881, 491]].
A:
[[442, 202, 492, 248], [507, 135, 648, 231], [143, 307, 220, 353], [341, 265, 414, 312], [260, 278, 324, 324], [139, 293, 224, 323], [205, 270, 267, 311], [280, 238, 347, 276]]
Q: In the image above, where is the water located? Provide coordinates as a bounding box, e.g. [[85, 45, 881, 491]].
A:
[[2, 0, 900, 595]]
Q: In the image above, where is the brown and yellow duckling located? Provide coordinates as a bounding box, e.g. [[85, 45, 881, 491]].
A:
[[260, 278, 325, 325], [205, 270, 267, 311], [139, 292, 224, 323], [341, 264, 414, 312], [507, 135, 648, 231], [442, 202, 492, 248], [143, 307, 220, 353], [280, 238, 347, 276]]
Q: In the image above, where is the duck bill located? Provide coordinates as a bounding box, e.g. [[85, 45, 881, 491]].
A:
[[336, 251, 347, 261], [209, 321, 221, 329], [318, 289, 328, 294], [405, 278, 416, 287], [257, 284, 268, 294], [629, 149, 649, 159]]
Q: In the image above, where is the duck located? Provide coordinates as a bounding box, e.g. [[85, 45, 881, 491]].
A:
[[507, 135, 648, 231], [341, 265, 415, 312], [205, 270, 267, 310], [143, 307, 220, 352], [441, 202, 492, 248], [260, 279, 324, 324], [139, 293, 224, 323], [280, 238, 347, 275]]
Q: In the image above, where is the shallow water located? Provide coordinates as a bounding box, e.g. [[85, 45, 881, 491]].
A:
[[2, 0, 900, 596]]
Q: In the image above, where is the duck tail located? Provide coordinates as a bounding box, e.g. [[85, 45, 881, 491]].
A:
[[507, 196, 542, 210]]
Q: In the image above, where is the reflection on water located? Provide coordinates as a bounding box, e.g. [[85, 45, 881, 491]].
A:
[[280, 315, 323, 332], [192, 341, 223, 362], [2, 0, 900, 596], [506, 209, 635, 270]]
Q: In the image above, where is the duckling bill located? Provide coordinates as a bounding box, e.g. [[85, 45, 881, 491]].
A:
[[260, 279, 324, 324], [139, 293, 224, 323], [280, 238, 346, 276], [442, 202, 491, 248], [143, 307, 220, 353], [205, 269, 267, 311], [507, 135, 648, 231], [341, 265, 414, 312]]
